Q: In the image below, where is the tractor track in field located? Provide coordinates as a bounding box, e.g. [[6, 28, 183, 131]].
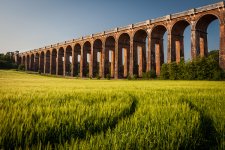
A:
[[179, 98, 219, 150]]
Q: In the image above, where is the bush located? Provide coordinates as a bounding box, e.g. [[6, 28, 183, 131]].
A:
[[106, 74, 111, 80], [96, 74, 101, 80], [160, 50, 225, 81], [18, 64, 25, 71], [160, 64, 169, 80]]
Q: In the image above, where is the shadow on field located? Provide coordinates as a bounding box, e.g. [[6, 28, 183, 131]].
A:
[[179, 98, 219, 150]]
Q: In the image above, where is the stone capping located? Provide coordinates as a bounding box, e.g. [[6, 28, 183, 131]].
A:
[[19, 1, 224, 53]]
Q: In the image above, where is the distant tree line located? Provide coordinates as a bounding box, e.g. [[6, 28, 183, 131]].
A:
[[0, 53, 18, 69], [160, 50, 225, 80]]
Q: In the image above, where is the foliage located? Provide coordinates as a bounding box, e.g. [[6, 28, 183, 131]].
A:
[[106, 74, 111, 80], [0, 53, 17, 69], [160, 50, 224, 80], [18, 64, 25, 71], [143, 70, 157, 79], [0, 70, 225, 149]]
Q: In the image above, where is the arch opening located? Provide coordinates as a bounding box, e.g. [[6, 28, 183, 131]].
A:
[[195, 14, 220, 57], [51, 49, 57, 75], [83, 41, 91, 77], [134, 29, 148, 77], [30, 54, 35, 71], [73, 44, 81, 77], [118, 33, 130, 78], [45, 50, 50, 74], [93, 39, 103, 77], [65, 46, 72, 76], [57, 47, 64, 75], [105, 36, 115, 78], [171, 20, 191, 62], [151, 25, 167, 76]]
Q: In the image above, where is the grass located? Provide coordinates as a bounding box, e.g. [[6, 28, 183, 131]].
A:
[[0, 70, 225, 149]]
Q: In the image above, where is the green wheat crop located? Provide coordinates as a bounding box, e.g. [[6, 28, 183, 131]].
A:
[[0, 70, 224, 149]]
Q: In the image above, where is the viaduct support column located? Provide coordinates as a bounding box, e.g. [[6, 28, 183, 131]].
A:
[[167, 32, 172, 63], [80, 45, 84, 77], [147, 36, 151, 72], [63, 50, 66, 76], [138, 46, 143, 77], [50, 51, 52, 74], [56, 50, 59, 75], [191, 26, 198, 59], [124, 48, 128, 77], [115, 40, 118, 79], [44, 52, 46, 74], [129, 38, 134, 76], [71, 47, 75, 77], [89, 43, 93, 78], [111, 50, 115, 78], [220, 23, 225, 70], [101, 42, 105, 78]]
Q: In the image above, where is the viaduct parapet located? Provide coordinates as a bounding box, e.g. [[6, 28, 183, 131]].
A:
[[14, 1, 225, 78]]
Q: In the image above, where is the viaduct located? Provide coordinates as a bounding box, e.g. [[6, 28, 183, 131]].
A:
[[14, 1, 225, 78]]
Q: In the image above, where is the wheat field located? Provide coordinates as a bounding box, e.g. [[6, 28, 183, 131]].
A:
[[0, 70, 224, 149]]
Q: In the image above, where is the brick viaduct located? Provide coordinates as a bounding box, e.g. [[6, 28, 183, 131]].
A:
[[14, 1, 225, 78]]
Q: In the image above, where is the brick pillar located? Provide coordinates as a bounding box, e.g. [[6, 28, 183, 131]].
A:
[[147, 36, 151, 72], [115, 40, 118, 79], [49, 51, 52, 74], [176, 40, 181, 63], [138, 46, 143, 77], [89, 43, 93, 78], [155, 43, 160, 76], [63, 51, 66, 76], [199, 32, 208, 57], [29, 56, 31, 71], [124, 48, 128, 77], [220, 23, 225, 70], [71, 48, 75, 77], [44, 52, 46, 74], [129, 38, 134, 76], [101, 42, 105, 78], [111, 50, 115, 78], [167, 32, 172, 63], [39, 54, 41, 72], [56, 51, 59, 75], [80, 46, 83, 77], [191, 26, 199, 59]]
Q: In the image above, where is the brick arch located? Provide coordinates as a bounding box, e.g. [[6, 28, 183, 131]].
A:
[[93, 39, 103, 77], [72, 43, 82, 76], [105, 36, 116, 77], [45, 50, 51, 74], [133, 29, 148, 77], [171, 20, 191, 62], [51, 49, 57, 75], [118, 33, 130, 78], [57, 47, 64, 75], [82, 41, 91, 77], [150, 25, 168, 76], [65, 45, 72, 76]]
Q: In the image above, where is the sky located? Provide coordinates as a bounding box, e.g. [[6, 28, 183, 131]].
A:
[[0, 0, 222, 60]]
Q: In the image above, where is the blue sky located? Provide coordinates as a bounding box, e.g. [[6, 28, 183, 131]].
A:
[[0, 0, 221, 60]]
